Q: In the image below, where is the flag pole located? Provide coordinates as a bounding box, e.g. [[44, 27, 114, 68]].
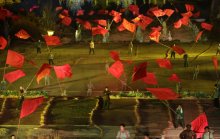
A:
[[16, 118, 21, 137], [2, 63, 7, 81], [56, 77, 63, 95], [25, 74, 36, 91]]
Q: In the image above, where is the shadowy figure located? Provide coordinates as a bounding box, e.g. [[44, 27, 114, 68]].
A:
[[179, 124, 196, 139], [103, 87, 111, 110]]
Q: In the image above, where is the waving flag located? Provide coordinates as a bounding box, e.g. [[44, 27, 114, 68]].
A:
[[201, 22, 213, 31], [121, 19, 136, 33], [92, 26, 108, 36], [62, 16, 72, 26], [54, 64, 72, 80], [149, 30, 161, 42], [146, 88, 179, 100], [62, 9, 69, 16], [164, 9, 174, 17], [108, 61, 124, 78], [110, 51, 120, 61], [76, 18, 92, 30], [134, 15, 153, 30], [181, 11, 193, 18], [156, 59, 172, 69], [191, 113, 208, 138], [168, 74, 181, 82], [15, 29, 30, 39], [76, 9, 84, 16], [94, 20, 107, 27], [212, 56, 218, 71], [4, 70, 25, 83], [0, 36, 7, 50], [36, 64, 52, 84], [109, 10, 122, 23], [20, 97, 44, 119], [142, 72, 158, 85], [185, 4, 194, 12], [128, 5, 139, 15], [6, 50, 24, 68], [195, 31, 203, 43], [174, 19, 182, 29], [181, 16, 190, 26], [44, 35, 61, 46], [132, 62, 147, 82], [172, 45, 185, 55], [117, 24, 125, 31], [152, 9, 165, 17], [193, 11, 200, 18]]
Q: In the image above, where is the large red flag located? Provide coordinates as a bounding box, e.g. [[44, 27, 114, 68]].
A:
[[149, 30, 161, 42], [54, 64, 72, 80], [164, 9, 174, 17], [92, 26, 108, 36], [152, 9, 165, 17], [15, 29, 31, 39], [20, 97, 44, 119], [181, 16, 190, 26], [0, 36, 7, 50], [174, 19, 182, 29], [146, 88, 179, 100], [168, 74, 181, 82], [44, 35, 61, 46], [142, 72, 158, 85], [156, 59, 172, 69], [185, 4, 194, 12], [110, 51, 120, 61], [6, 50, 25, 68], [94, 20, 107, 27], [122, 19, 136, 33], [191, 113, 208, 138], [128, 5, 139, 15], [36, 64, 52, 84], [61, 16, 72, 26], [76, 18, 92, 30], [132, 62, 147, 82], [212, 56, 218, 71], [201, 22, 213, 31], [109, 10, 122, 23], [108, 61, 124, 79], [4, 70, 25, 83], [134, 15, 153, 30], [172, 45, 185, 55], [195, 31, 203, 43]]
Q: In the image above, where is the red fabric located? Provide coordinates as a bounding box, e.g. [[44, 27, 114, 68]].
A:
[[122, 19, 136, 33], [29, 5, 39, 12], [62, 16, 72, 26], [54, 64, 72, 80], [62, 9, 69, 16], [195, 31, 203, 43], [174, 19, 182, 29], [151, 26, 162, 32], [147, 6, 159, 16], [0, 36, 7, 50], [117, 24, 126, 31], [181, 16, 190, 26], [135, 15, 153, 30], [142, 72, 158, 85], [164, 9, 174, 17], [88, 10, 94, 15], [185, 4, 194, 12], [55, 6, 63, 11], [149, 30, 161, 42], [15, 29, 31, 39], [76, 19, 92, 30], [191, 113, 208, 138], [110, 51, 120, 61], [132, 17, 140, 23], [97, 9, 108, 15], [94, 20, 107, 27], [128, 5, 139, 15], [6, 50, 24, 68], [146, 88, 179, 100], [168, 74, 181, 82], [109, 10, 122, 23], [76, 9, 84, 16], [181, 11, 193, 18], [108, 61, 124, 78], [201, 22, 213, 31], [44, 35, 61, 46], [4, 70, 25, 83], [36, 64, 52, 84], [20, 97, 44, 119], [132, 62, 147, 82], [92, 26, 108, 36], [0, 8, 12, 20], [172, 45, 185, 55], [212, 56, 218, 71], [156, 59, 172, 69], [193, 11, 200, 18], [152, 9, 165, 17]]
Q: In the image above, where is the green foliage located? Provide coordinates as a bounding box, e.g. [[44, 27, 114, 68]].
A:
[[1, 90, 48, 97], [118, 91, 152, 98], [0, 128, 9, 136]]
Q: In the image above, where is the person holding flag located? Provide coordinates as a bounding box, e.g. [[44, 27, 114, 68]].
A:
[[89, 40, 95, 55], [175, 105, 185, 129], [36, 40, 42, 54], [103, 87, 111, 110], [48, 51, 54, 65]]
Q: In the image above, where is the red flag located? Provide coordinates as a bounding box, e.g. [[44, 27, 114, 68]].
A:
[[193, 11, 200, 18], [174, 19, 182, 29], [55, 6, 63, 11], [4, 70, 25, 83], [110, 51, 120, 61], [62, 9, 69, 16], [97, 9, 108, 15], [109, 10, 122, 23], [44, 35, 61, 46], [29, 5, 39, 12], [94, 20, 107, 27], [164, 9, 174, 17], [61, 16, 72, 26], [36, 64, 52, 84], [92, 26, 108, 36], [185, 4, 194, 12], [76, 9, 84, 16], [146, 88, 179, 100], [191, 113, 208, 138], [201, 22, 213, 31], [195, 31, 203, 43], [15, 29, 31, 39], [168, 74, 181, 82], [108, 61, 124, 78], [132, 62, 147, 82], [128, 5, 139, 15], [151, 26, 162, 32], [76, 19, 92, 30], [117, 24, 125, 31], [147, 6, 159, 16], [152, 9, 165, 17], [181, 11, 193, 18], [0, 36, 7, 50], [181, 16, 190, 26], [122, 19, 136, 33], [172, 45, 185, 55], [135, 15, 153, 30], [149, 30, 161, 42], [156, 59, 172, 69], [212, 56, 218, 71], [54, 64, 72, 80], [88, 10, 95, 15], [142, 72, 158, 85], [6, 50, 25, 68], [20, 97, 44, 119]]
